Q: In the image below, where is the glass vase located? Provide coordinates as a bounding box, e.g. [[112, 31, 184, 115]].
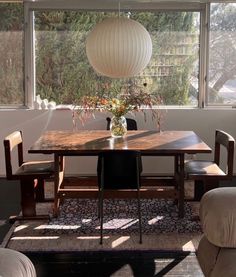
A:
[[110, 116, 127, 138]]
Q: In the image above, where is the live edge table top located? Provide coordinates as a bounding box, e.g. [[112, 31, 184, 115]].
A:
[[29, 130, 212, 156]]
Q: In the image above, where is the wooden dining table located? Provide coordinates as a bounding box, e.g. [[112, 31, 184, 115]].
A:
[[29, 130, 212, 218]]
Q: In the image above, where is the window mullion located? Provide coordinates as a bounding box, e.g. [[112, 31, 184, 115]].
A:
[[199, 3, 209, 108], [24, 3, 35, 108]]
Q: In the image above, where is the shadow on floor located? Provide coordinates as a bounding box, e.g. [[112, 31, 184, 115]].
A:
[[24, 250, 203, 277], [0, 178, 20, 243]]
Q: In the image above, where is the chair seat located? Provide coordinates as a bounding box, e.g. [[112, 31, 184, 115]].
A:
[[185, 160, 226, 178], [15, 160, 54, 177]]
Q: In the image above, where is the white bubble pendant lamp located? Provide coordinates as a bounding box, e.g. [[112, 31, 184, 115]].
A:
[[86, 17, 152, 78]]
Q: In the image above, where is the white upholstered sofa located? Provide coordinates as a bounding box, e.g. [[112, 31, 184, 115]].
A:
[[197, 187, 236, 277], [0, 248, 36, 277]]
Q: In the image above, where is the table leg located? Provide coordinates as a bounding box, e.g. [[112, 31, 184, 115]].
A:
[[53, 155, 65, 217], [174, 154, 185, 218], [174, 155, 179, 193], [53, 154, 59, 217], [178, 154, 185, 218]]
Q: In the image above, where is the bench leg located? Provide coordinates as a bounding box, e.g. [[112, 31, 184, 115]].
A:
[[194, 180, 205, 201], [194, 180, 219, 201], [204, 180, 219, 194], [20, 179, 36, 217]]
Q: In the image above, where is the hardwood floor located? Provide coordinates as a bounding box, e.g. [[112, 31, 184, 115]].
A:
[[0, 178, 207, 276], [24, 250, 204, 277]]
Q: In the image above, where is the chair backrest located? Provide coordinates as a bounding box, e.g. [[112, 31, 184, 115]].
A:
[[106, 117, 138, 131], [4, 131, 24, 179], [97, 150, 142, 190], [214, 129, 235, 177]]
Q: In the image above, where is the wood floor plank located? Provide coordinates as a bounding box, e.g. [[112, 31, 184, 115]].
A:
[[24, 250, 204, 277]]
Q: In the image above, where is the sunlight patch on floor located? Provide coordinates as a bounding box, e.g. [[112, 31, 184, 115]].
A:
[[112, 236, 130, 247], [35, 224, 80, 230], [182, 240, 195, 251], [10, 236, 59, 240], [95, 218, 138, 230], [148, 216, 164, 225], [14, 225, 29, 232], [76, 236, 108, 240]]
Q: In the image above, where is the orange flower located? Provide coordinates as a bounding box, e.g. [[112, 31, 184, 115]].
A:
[[100, 98, 108, 105]]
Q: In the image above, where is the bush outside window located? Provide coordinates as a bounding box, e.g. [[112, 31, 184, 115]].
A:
[[1, 2, 236, 108], [208, 3, 236, 106], [0, 3, 24, 107], [34, 11, 200, 107]]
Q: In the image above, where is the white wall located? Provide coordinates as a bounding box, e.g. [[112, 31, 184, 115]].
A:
[[1, 108, 236, 176]]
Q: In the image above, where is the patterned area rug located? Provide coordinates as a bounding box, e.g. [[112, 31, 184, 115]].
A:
[[2, 181, 202, 252], [4, 199, 202, 252], [47, 198, 201, 235]]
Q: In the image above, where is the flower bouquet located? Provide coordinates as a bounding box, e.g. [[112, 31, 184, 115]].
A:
[[73, 83, 164, 136]]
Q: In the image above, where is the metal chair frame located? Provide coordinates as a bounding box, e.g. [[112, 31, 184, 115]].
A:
[[97, 150, 142, 244]]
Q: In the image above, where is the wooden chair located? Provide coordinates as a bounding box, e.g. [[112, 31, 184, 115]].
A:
[[106, 117, 138, 130], [185, 129, 235, 200], [4, 131, 55, 220], [97, 150, 142, 244]]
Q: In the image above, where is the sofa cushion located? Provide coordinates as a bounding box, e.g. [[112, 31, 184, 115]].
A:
[[211, 247, 236, 277], [200, 187, 236, 247], [197, 235, 220, 277], [0, 248, 36, 277]]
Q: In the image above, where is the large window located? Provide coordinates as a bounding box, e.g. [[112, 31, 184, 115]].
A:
[[34, 11, 200, 106], [1, 2, 236, 108], [0, 3, 24, 107], [208, 3, 236, 105]]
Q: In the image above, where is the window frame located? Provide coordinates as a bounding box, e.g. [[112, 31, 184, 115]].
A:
[[24, 0, 206, 109], [206, 2, 236, 107], [7, 1, 232, 109]]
